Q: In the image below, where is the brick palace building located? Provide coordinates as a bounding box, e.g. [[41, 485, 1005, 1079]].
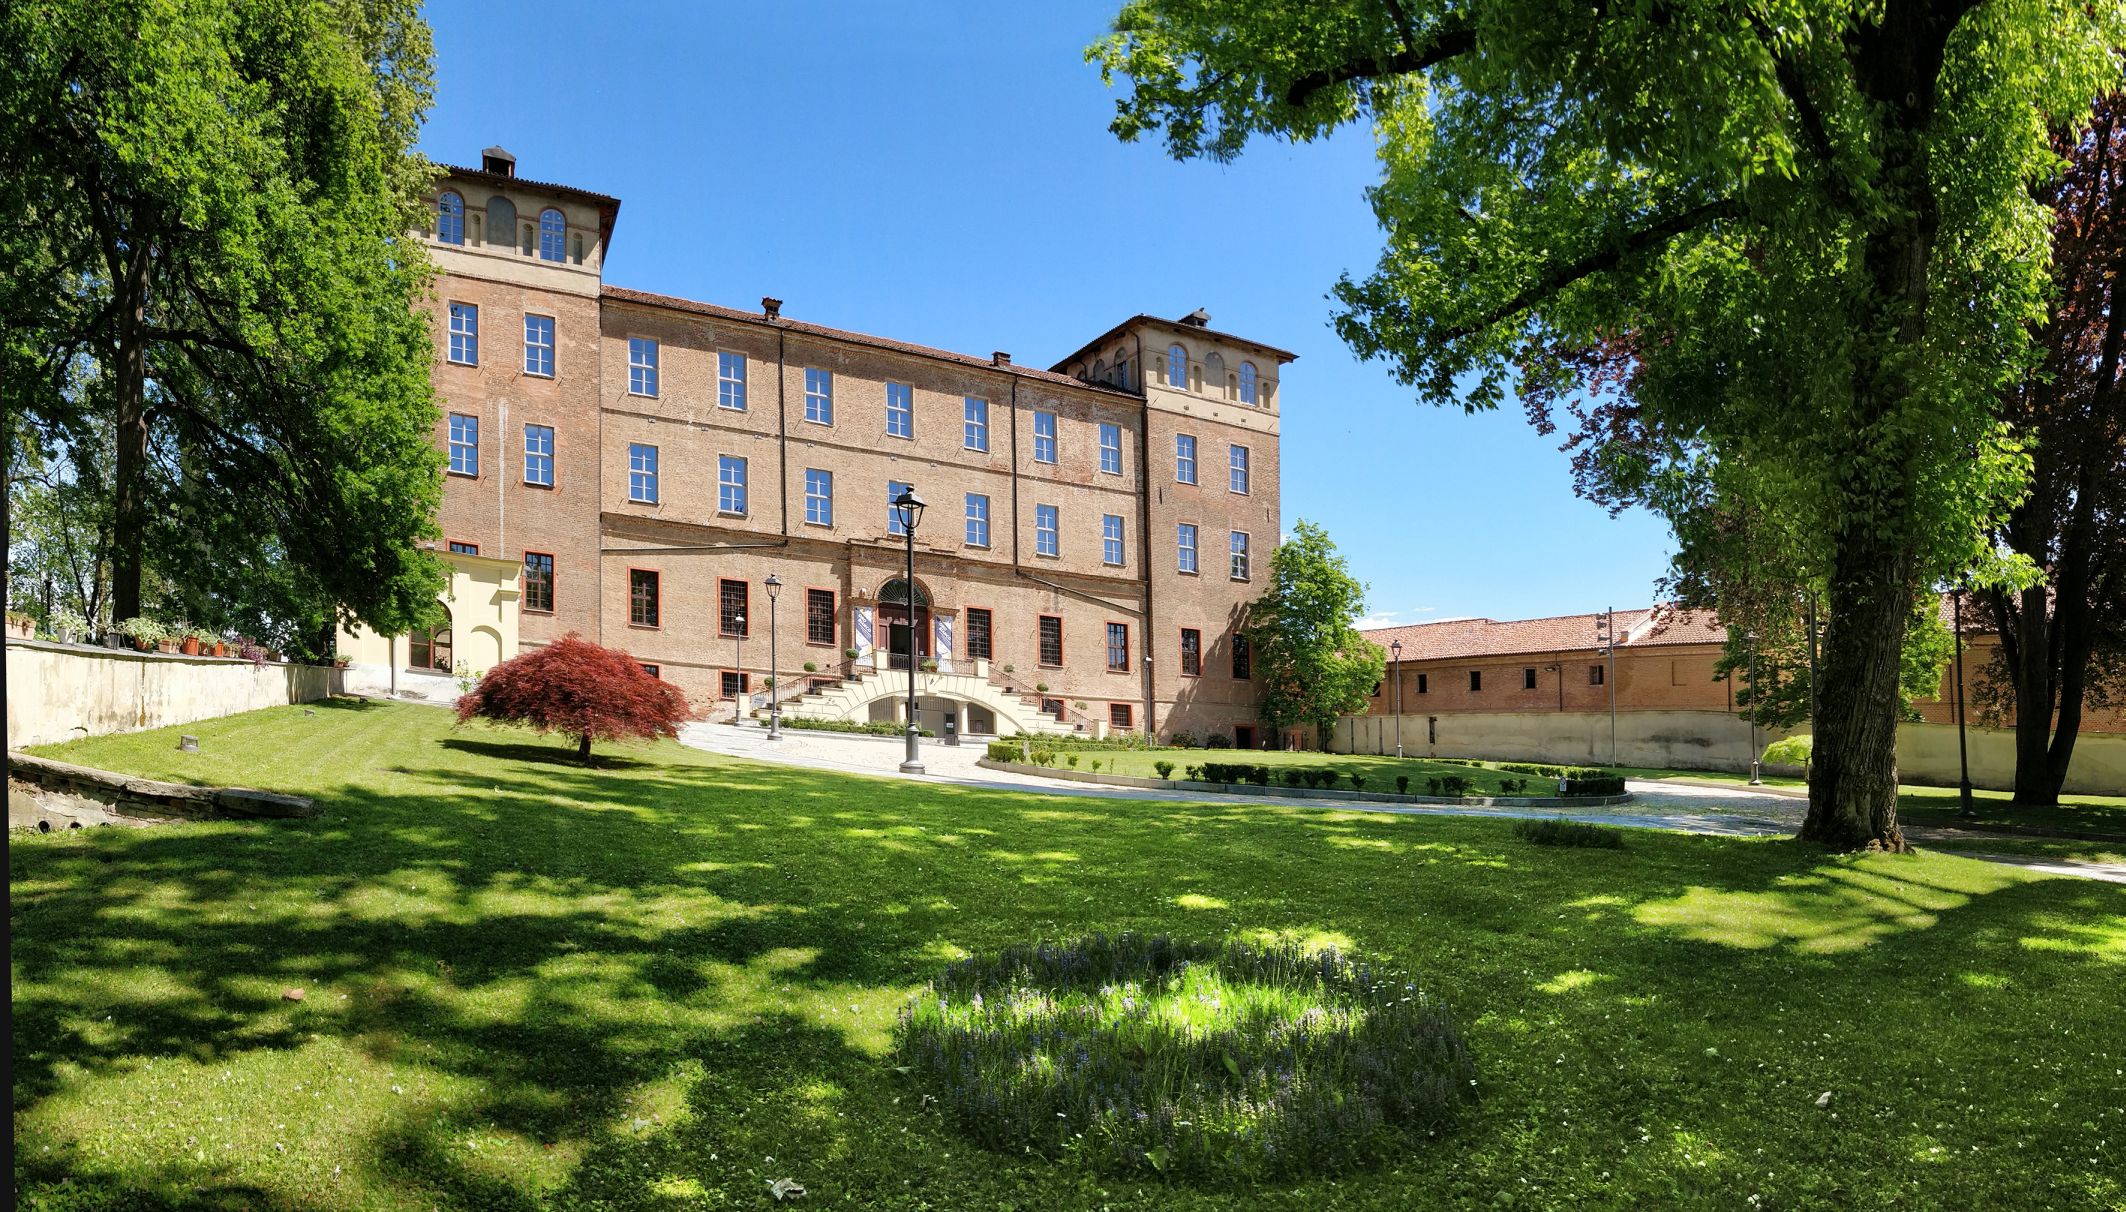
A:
[[338, 148, 1288, 743]]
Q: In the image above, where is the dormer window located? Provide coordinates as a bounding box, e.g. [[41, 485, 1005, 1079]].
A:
[[1239, 361, 1258, 405], [538, 208, 566, 262], [436, 191, 464, 244], [1166, 343, 1188, 388]]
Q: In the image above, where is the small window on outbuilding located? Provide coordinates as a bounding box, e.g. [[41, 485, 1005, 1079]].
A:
[[1469, 670, 1482, 692]]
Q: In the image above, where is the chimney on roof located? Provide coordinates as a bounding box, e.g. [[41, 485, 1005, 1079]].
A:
[[761, 297, 782, 320], [1180, 307, 1211, 327], [481, 146, 516, 177], [992, 351, 1011, 367]]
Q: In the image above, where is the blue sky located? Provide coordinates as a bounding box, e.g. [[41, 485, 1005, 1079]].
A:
[[417, 0, 1678, 627]]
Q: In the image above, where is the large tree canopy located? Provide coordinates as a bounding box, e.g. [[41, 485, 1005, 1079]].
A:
[[1090, 0, 2123, 848], [1245, 520, 1386, 746], [1, 0, 448, 653]]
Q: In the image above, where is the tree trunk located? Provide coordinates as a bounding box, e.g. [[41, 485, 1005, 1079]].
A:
[[1801, 534, 1913, 851], [110, 248, 153, 626], [2007, 580, 2058, 805], [577, 732, 593, 764]]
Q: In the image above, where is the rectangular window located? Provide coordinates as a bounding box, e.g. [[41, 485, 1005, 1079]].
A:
[[1099, 422, 1123, 474], [804, 468, 833, 526], [1038, 615, 1063, 667], [1229, 444, 1250, 494], [1232, 633, 1251, 680], [964, 396, 989, 451], [1102, 514, 1125, 566], [628, 443, 659, 503], [629, 569, 660, 628], [1524, 667, 1538, 690], [628, 337, 659, 396], [888, 480, 912, 536], [523, 314, 554, 377], [642, 664, 660, 679], [718, 455, 748, 514], [523, 552, 554, 613], [448, 302, 478, 365], [1032, 410, 1057, 463], [720, 670, 750, 700], [1175, 433, 1196, 484], [886, 381, 913, 438], [1109, 702, 1133, 731], [806, 588, 835, 646], [1106, 622, 1129, 672], [448, 413, 479, 476], [523, 424, 554, 486], [1470, 670, 1482, 692], [1041, 697, 1065, 719], [720, 578, 749, 637], [1229, 531, 1250, 581], [966, 607, 993, 660], [965, 493, 990, 547], [1177, 523, 1198, 573], [717, 351, 747, 410], [804, 367, 833, 424], [1418, 672, 1429, 694], [1179, 628, 1202, 676], [1591, 664, 1605, 685], [1035, 503, 1059, 557], [447, 540, 479, 555]]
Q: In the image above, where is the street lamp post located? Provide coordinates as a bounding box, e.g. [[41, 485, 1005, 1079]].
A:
[[1953, 586, 1975, 818], [733, 611, 746, 726], [1745, 629, 1762, 785], [764, 574, 783, 741], [1390, 639, 1404, 758], [892, 486, 928, 774]]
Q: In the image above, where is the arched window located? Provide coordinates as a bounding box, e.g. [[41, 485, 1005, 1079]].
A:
[[436, 192, 464, 244], [485, 196, 516, 246], [538, 208, 566, 262], [408, 603, 453, 672], [878, 577, 931, 607], [1166, 343, 1189, 388], [1092, 357, 1107, 383], [1239, 361, 1258, 405], [1202, 351, 1227, 397]]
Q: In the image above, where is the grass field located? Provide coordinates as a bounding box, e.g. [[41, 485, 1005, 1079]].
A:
[[12, 701, 2126, 1210]]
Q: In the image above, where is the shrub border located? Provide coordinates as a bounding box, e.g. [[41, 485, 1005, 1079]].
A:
[[974, 758, 1633, 809]]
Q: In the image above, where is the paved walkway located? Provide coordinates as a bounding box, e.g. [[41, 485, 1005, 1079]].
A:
[[675, 724, 2125, 884]]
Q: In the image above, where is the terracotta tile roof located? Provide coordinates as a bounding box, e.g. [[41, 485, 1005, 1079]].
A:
[[1362, 605, 1726, 662], [600, 286, 1145, 398], [1050, 313, 1300, 373], [437, 163, 621, 207]]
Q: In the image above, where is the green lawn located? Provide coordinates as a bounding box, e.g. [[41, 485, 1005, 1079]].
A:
[[1897, 785, 2126, 836], [1089, 748, 1570, 795], [11, 701, 2125, 1210]]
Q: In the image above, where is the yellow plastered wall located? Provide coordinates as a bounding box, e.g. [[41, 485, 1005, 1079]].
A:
[[337, 552, 523, 675]]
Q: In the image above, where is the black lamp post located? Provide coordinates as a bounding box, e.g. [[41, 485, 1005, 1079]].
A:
[[893, 485, 927, 773], [1745, 629, 1762, 785], [733, 610, 746, 727], [1390, 639, 1404, 758], [1953, 586, 1975, 817], [764, 573, 783, 741]]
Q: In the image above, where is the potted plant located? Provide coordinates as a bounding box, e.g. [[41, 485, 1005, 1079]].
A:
[[53, 616, 86, 646], [176, 624, 206, 657], [4, 610, 35, 640], [114, 616, 167, 652], [803, 660, 818, 673], [210, 637, 229, 658], [919, 657, 939, 673]]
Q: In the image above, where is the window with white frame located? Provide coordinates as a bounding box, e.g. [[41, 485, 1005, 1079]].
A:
[[436, 192, 465, 244], [538, 208, 566, 262], [1239, 361, 1258, 404], [1229, 444, 1250, 494], [1229, 531, 1250, 580], [804, 468, 833, 526], [718, 455, 748, 514], [1177, 522, 1198, 573], [964, 396, 989, 451], [1102, 514, 1125, 566], [1035, 503, 1059, 556], [804, 367, 833, 424], [718, 352, 746, 410], [1032, 410, 1056, 463], [628, 443, 658, 503], [448, 303, 478, 365], [1175, 433, 1196, 483], [887, 480, 911, 536], [447, 413, 479, 476], [965, 493, 990, 547], [628, 337, 659, 396], [1166, 342, 1188, 388], [1099, 422, 1122, 474], [523, 424, 554, 486], [523, 314, 554, 377], [886, 381, 913, 438]]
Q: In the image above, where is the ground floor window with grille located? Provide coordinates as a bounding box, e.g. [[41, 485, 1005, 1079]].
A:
[[721, 670, 749, 700], [1106, 622, 1129, 672], [720, 579, 749, 637], [522, 552, 554, 613], [1109, 702, 1133, 731], [1038, 615, 1063, 667], [1179, 627, 1201, 676], [965, 607, 993, 659], [806, 588, 835, 646], [1232, 633, 1251, 680], [629, 570, 659, 628]]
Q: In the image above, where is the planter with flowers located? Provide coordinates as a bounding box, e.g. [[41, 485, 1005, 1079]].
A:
[[114, 617, 169, 653], [5, 611, 34, 640]]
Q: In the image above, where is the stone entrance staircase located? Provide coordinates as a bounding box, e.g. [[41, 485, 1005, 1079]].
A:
[[757, 662, 1091, 736]]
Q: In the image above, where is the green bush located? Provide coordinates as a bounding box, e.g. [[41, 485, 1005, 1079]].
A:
[[987, 740, 1025, 762], [1763, 734, 1812, 767], [1089, 759, 1102, 773], [1514, 817, 1627, 849], [1395, 775, 1410, 794], [781, 717, 933, 738], [1559, 774, 1627, 797], [1349, 773, 1367, 791], [1204, 734, 1233, 749], [1183, 764, 1203, 781], [1167, 731, 1197, 749], [1030, 748, 1056, 767], [1153, 760, 1175, 779], [1249, 765, 1272, 787], [1282, 770, 1303, 788], [1066, 753, 1081, 768]]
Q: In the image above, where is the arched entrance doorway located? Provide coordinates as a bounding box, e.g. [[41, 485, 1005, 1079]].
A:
[[877, 577, 930, 671], [409, 603, 453, 672]]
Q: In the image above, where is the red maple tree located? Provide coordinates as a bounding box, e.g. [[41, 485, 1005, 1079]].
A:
[[454, 634, 690, 763]]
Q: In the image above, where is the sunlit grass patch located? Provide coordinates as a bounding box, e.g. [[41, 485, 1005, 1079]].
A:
[[893, 933, 1473, 1179]]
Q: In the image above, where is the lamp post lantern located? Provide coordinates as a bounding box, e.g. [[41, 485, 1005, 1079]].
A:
[[764, 574, 783, 740], [732, 612, 746, 726], [1390, 639, 1404, 758], [892, 486, 928, 774]]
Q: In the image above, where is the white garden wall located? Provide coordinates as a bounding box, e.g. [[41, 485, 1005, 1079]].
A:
[[5, 639, 342, 749]]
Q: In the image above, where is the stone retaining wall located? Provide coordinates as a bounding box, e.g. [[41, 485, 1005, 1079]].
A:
[[7, 751, 316, 821], [5, 639, 342, 749]]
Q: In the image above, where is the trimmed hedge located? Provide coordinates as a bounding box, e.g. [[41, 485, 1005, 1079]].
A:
[[781, 717, 934, 737]]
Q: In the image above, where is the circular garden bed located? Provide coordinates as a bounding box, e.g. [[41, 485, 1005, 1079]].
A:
[[893, 933, 1476, 1180]]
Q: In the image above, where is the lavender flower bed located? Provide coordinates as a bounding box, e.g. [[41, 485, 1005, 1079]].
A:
[[893, 933, 1476, 1180]]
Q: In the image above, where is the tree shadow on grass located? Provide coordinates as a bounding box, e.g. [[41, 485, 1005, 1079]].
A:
[[436, 735, 663, 771]]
